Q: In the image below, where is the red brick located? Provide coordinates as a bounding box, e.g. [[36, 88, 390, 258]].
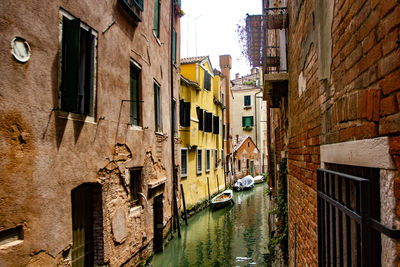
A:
[[397, 201, 400, 217], [389, 136, 400, 155], [394, 155, 400, 171], [357, 90, 368, 119], [382, 28, 400, 56], [339, 126, 355, 142], [378, 0, 398, 19], [380, 68, 400, 95], [381, 95, 399, 116], [377, 6, 400, 40], [356, 10, 379, 42], [367, 89, 381, 121], [397, 93, 400, 111], [379, 112, 400, 135], [358, 43, 382, 74], [345, 44, 362, 70], [362, 29, 376, 54], [354, 122, 378, 139]]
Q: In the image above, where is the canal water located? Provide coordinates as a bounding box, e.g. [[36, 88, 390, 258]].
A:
[[148, 182, 272, 267]]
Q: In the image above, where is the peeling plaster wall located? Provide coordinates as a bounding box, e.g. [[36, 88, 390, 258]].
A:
[[0, 0, 179, 266]]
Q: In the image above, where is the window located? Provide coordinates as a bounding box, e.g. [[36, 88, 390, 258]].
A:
[[213, 115, 219, 134], [238, 159, 241, 171], [153, 0, 160, 38], [214, 149, 218, 169], [118, 0, 143, 22], [61, 14, 96, 116], [223, 124, 226, 140], [197, 149, 203, 174], [244, 95, 251, 107], [181, 148, 188, 177], [242, 116, 254, 127], [130, 168, 142, 206], [204, 111, 213, 132], [203, 71, 211, 91], [197, 107, 204, 131], [154, 82, 161, 132], [172, 29, 177, 64], [205, 149, 211, 172], [221, 149, 224, 168], [130, 61, 141, 126], [179, 99, 190, 127], [246, 159, 249, 169]]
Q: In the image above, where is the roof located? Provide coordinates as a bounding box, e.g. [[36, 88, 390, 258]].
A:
[[181, 56, 208, 64], [233, 135, 260, 153], [181, 56, 215, 76]]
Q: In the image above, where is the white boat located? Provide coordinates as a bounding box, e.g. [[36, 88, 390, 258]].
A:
[[210, 189, 234, 209], [233, 175, 255, 191], [254, 175, 264, 184]]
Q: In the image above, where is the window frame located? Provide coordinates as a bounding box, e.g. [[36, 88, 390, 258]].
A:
[[154, 80, 162, 132], [59, 10, 98, 120], [180, 148, 188, 177], [130, 168, 142, 207], [197, 149, 203, 174], [130, 59, 142, 126], [214, 149, 218, 169], [242, 116, 254, 127], [221, 149, 224, 168], [244, 95, 251, 107], [205, 149, 211, 172], [153, 0, 161, 38]]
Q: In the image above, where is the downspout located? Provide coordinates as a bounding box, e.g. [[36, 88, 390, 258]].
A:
[[170, 0, 179, 237]]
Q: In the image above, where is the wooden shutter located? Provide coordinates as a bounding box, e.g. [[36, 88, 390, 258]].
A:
[[213, 116, 219, 134], [130, 65, 140, 125], [197, 107, 203, 131], [205, 112, 212, 132], [61, 17, 80, 113], [183, 101, 190, 127], [153, 0, 160, 37], [180, 99, 184, 126], [172, 30, 177, 64]]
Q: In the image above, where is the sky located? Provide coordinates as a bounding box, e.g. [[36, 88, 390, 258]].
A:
[[180, 0, 262, 79]]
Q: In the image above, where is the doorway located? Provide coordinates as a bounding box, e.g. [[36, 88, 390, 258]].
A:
[[71, 183, 103, 267], [153, 194, 164, 253]]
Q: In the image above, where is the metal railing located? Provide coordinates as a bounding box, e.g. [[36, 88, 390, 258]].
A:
[[317, 168, 400, 267]]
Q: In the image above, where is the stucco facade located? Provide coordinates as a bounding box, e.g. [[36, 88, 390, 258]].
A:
[[0, 0, 181, 266], [179, 56, 225, 208], [232, 69, 267, 174]]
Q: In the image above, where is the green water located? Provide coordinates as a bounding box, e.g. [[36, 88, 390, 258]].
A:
[[148, 182, 272, 267]]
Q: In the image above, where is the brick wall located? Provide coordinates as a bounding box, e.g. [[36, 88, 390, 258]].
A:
[[285, 0, 400, 266]]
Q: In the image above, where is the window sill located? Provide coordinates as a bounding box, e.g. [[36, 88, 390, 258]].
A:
[[196, 171, 202, 175], [181, 174, 188, 178], [244, 106, 252, 109], [0, 240, 23, 250], [153, 31, 162, 46], [155, 131, 164, 136], [129, 206, 143, 216], [129, 125, 143, 131], [57, 111, 96, 124]]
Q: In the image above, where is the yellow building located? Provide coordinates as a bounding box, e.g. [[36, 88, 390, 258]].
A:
[[179, 56, 225, 208]]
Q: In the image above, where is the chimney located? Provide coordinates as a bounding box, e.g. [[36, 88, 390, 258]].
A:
[[236, 135, 239, 144], [235, 73, 240, 80]]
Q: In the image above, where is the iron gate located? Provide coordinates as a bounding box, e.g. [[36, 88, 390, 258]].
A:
[[317, 168, 400, 267]]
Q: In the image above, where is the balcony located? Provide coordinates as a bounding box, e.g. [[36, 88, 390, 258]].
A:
[[264, 7, 289, 29], [262, 7, 289, 108], [119, 0, 143, 22]]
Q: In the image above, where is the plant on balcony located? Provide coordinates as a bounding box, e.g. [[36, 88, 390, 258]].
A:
[[243, 126, 253, 131]]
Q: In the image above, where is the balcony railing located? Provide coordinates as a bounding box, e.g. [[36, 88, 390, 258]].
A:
[[264, 7, 288, 29]]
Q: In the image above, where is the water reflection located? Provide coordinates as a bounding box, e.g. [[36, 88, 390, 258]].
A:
[[149, 183, 271, 267]]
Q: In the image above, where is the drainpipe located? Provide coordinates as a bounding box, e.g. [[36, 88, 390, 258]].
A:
[[170, 0, 180, 238]]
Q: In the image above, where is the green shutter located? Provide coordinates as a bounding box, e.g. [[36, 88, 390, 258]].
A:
[[153, 0, 160, 37], [130, 65, 140, 125], [61, 17, 80, 113]]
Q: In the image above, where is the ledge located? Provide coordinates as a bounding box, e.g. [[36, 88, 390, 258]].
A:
[[148, 177, 167, 189]]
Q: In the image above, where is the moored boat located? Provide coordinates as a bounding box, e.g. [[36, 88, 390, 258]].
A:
[[210, 189, 234, 209], [254, 175, 264, 184], [233, 175, 255, 191]]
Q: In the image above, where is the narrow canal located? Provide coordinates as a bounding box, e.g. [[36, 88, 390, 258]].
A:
[[148, 182, 273, 267]]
